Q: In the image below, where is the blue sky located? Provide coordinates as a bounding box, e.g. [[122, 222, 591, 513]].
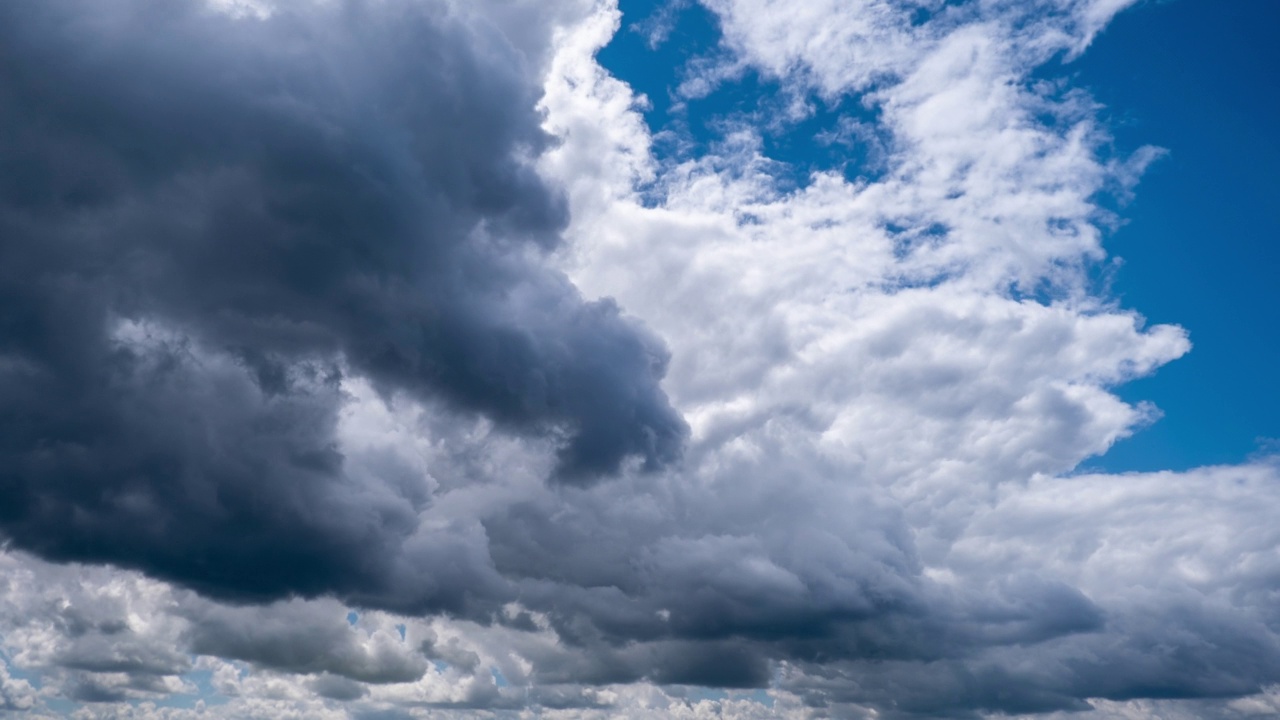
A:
[[1073, 0, 1280, 471], [597, 0, 883, 187]]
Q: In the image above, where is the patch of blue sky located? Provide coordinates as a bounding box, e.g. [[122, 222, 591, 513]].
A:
[[1067, 0, 1280, 473], [739, 688, 775, 707], [597, 0, 886, 190]]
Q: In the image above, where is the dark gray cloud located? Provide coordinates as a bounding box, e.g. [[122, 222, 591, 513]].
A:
[[778, 600, 1280, 719], [310, 673, 372, 701], [182, 599, 427, 684], [0, 0, 685, 609]]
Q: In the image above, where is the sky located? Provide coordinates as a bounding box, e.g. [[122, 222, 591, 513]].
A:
[[1068, 0, 1280, 473], [0, 1, 1277, 719]]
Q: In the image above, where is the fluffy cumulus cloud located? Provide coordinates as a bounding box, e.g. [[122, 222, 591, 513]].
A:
[[0, 0, 1276, 718]]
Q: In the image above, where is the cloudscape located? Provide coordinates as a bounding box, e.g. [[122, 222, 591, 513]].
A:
[[0, 0, 1277, 718]]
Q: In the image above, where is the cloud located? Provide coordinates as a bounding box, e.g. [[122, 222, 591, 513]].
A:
[[0, 0, 1276, 718], [0, 661, 36, 712], [181, 600, 428, 684], [0, 0, 685, 612]]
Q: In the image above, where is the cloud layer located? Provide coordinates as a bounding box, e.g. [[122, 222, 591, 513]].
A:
[[0, 0, 1277, 718]]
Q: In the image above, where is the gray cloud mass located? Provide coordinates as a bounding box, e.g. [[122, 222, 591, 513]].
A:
[[0, 0, 686, 610]]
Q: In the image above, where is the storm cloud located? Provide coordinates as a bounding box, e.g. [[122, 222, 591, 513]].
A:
[[0, 0, 685, 608]]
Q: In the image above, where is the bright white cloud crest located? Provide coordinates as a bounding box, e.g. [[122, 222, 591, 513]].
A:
[[2, 0, 1277, 718]]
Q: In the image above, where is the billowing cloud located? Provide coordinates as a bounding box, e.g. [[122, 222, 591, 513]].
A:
[[0, 0, 1277, 718], [0, 0, 685, 611]]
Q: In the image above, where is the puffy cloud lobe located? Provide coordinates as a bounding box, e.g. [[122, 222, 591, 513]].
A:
[[0, 662, 36, 712], [0, 0, 686, 608]]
